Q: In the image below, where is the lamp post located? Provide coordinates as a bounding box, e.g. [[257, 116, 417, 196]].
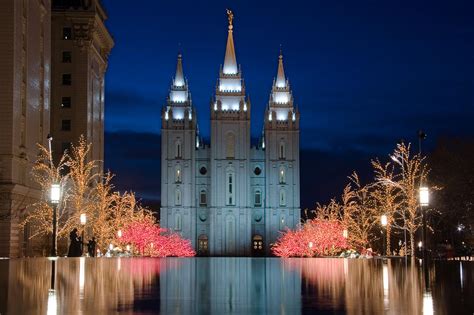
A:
[[342, 229, 348, 239], [390, 151, 408, 257], [80, 213, 86, 256], [419, 186, 429, 260], [50, 184, 61, 257], [381, 215, 388, 257]]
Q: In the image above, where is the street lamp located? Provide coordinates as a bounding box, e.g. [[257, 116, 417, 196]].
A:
[[80, 213, 86, 256], [117, 229, 123, 238], [381, 215, 388, 257], [50, 184, 61, 257], [419, 187, 429, 260], [343, 229, 348, 239]]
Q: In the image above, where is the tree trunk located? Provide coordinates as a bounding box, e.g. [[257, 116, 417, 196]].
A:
[[410, 229, 415, 257], [386, 224, 391, 256]]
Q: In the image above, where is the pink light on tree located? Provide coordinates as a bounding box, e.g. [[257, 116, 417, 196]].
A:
[[120, 221, 195, 257], [272, 219, 348, 257]]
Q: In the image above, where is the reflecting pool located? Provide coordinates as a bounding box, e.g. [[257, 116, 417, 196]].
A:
[[0, 257, 472, 314]]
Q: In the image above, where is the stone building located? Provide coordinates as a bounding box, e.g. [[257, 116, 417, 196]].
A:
[[50, 0, 114, 171], [0, 0, 113, 257], [0, 0, 52, 257], [160, 12, 300, 256]]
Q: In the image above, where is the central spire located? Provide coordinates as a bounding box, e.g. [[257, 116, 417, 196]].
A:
[[174, 53, 185, 87], [223, 9, 238, 75], [276, 51, 286, 88]]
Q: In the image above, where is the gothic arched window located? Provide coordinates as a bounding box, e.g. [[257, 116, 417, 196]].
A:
[[279, 188, 286, 206], [175, 139, 182, 158], [279, 167, 286, 184], [175, 213, 182, 230], [175, 165, 182, 183], [175, 189, 182, 206], [226, 169, 235, 206], [254, 190, 262, 207], [200, 189, 207, 206], [279, 141, 286, 159], [226, 133, 235, 159]]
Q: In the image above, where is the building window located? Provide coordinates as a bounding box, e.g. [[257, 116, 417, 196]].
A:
[[198, 234, 209, 256], [62, 51, 72, 63], [279, 189, 286, 206], [254, 166, 262, 176], [254, 190, 262, 207], [62, 74, 71, 85], [175, 213, 182, 230], [226, 170, 235, 205], [175, 165, 182, 183], [252, 235, 264, 252], [62, 27, 72, 40], [61, 120, 71, 131], [279, 215, 286, 230], [279, 141, 286, 159], [200, 189, 207, 206], [61, 97, 71, 108], [175, 140, 182, 158], [226, 133, 235, 159], [175, 189, 182, 206], [279, 167, 286, 184]]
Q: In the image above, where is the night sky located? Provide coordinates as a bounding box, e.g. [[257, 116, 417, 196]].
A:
[[101, 0, 474, 209]]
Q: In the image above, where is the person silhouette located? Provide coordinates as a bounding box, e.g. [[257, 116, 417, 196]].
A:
[[67, 228, 82, 257], [87, 237, 97, 257]]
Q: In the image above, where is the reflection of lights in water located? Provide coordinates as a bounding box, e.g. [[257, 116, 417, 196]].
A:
[[423, 292, 434, 315], [47, 290, 57, 315], [343, 258, 348, 277], [382, 264, 389, 309], [118, 258, 121, 271], [79, 257, 85, 299], [460, 262, 463, 290]]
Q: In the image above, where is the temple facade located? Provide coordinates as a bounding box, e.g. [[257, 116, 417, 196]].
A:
[[160, 12, 300, 256]]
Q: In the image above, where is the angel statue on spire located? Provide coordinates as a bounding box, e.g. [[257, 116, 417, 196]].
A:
[[226, 9, 234, 28]]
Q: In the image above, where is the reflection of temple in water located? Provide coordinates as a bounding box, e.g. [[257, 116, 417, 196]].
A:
[[159, 258, 302, 314], [0, 258, 471, 314]]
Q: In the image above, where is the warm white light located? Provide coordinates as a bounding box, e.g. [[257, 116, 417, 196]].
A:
[[126, 245, 131, 251], [117, 230, 122, 238], [165, 111, 169, 121], [170, 90, 187, 103], [343, 229, 348, 239], [381, 214, 388, 227], [109, 243, 113, 251], [273, 91, 289, 104], [423, 292, 434, 315], [219, 80, 242, 92], [196, 137, 200, 149], [292, 112, 296, 121], [214, 102, 218, 111], [262, 140, 265, 149], [268, 111, 272, 121], [79, 257, 85, 298], [308, 242, 313, 248], [276, 81, 286, 88], [419, 187, 429, 206], [50, 184, 60, 203], [418, 241, 423, 248], [243, 102, 247, 111], [188, 110, 192, 120], [47, 291, 57, 315], [80, 213, 86, 225]]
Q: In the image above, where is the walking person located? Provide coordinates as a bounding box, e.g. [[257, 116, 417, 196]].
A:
[[87, 237, 97, 257]]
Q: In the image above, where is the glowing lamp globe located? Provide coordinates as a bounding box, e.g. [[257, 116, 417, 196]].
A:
[[50, 184, 61, 204], [419, 187, 429, 206], [80, 213, 86, 225], [381, 214, 388, 227]]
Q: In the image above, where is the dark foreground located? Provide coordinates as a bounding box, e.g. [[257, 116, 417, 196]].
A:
[[0, 257, 472, 314]]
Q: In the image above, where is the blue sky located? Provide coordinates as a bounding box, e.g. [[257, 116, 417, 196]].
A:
[[101, 0, 474, 207]]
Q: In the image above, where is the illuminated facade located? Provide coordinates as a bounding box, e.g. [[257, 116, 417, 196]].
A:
[[160, 12, 300, 256]]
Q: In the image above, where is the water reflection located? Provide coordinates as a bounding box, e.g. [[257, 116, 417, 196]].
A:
[[0, 258, 472, 314]]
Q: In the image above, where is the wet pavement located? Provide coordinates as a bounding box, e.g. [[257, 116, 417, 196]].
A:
[[0, 257, 472, 314]]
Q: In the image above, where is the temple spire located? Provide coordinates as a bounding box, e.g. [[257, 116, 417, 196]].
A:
[[173, 53, 185, 87], [223, 9, 238, 75], [276, 50, 286, 88]]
